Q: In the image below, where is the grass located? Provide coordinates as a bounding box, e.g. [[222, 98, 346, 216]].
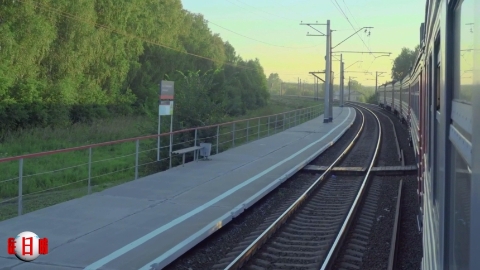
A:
[[0, 96, 323, 221]]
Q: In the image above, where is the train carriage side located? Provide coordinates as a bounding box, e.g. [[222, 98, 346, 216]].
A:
[[393, 80, 401, 115], [385, 83, 393, 111], [418, 0, 477, 268], [400, 76, 411, 123], [377, 83, 385, 107], [374, 0, 478, 268], [409, 75, 421, 160]]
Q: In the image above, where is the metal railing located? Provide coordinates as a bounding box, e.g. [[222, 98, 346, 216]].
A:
[[0, 105, 323, 219]]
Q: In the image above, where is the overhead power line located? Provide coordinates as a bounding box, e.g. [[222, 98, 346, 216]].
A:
[[331, 0, 373, 55], [224, 0, 278, 23], [208, 21, 320, 49], [342, 0, 360, 29], [234, 0, 293, 21]]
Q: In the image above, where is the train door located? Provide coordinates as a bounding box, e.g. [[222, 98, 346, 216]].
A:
[[408, 83, 411, 124], [428, 52, 437, 207], [434, 37, 441, 208], [400, 83, 403, 120], [393, 83, 396, 114], [419, 72, 424, 207], [384, 85, 387, 106]]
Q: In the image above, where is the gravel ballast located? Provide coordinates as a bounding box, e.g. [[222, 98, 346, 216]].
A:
[[163, 111, 362, 270]]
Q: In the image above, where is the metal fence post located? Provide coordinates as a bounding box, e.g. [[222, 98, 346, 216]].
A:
[[88, 147, 92, 194], [275, 115, 278, 133], [194, 128, 198, 147], [232, 123, 235, 147], [169, 133, 173, 169], [268, 116, 270, 136], [135, 139, 139, 180], [194, 128, 198, 161], [18, 158, 23, 216], [283, 113, 286, 130], [247, 120, 250, 142], [216, 125, 219, 154], [258, 118, 260, 139], [295, 111, 297, 126]]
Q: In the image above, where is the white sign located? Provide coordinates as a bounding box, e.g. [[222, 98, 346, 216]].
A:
[[159, 101, 174, 116]]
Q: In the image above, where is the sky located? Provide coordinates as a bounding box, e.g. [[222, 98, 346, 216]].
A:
[[181, 0, 425, 87]]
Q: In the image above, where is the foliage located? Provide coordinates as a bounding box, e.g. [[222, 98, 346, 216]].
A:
[[0, 97, 322, 221], [366, 93, 377, 104], [391, 45, 420, 81], [0, 0, 269, 137], [267, 73, 282, 94]]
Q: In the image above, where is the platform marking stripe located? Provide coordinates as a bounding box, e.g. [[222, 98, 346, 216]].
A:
[[84, 108, 352, 270], [139, 108, 353, 270]]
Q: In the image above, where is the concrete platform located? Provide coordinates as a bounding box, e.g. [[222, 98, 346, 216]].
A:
[[0, 107, 356, 270]]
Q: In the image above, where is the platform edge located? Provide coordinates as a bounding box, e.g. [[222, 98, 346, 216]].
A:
[[139, 108, 356, 270]]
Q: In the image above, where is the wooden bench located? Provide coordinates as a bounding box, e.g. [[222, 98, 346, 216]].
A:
[[172, 146, 204, 166]]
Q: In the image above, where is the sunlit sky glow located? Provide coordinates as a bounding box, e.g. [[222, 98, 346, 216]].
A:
[[181, 0, 425, 86]]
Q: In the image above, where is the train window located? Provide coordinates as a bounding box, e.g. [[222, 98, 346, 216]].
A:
[[449, 146, 471, 269], [448, 1, 474, 269], [454, 0, 474, 104], [435, 41, 441, 111]]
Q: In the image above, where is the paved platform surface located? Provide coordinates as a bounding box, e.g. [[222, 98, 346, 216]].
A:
[[0, 107, 355, 270]]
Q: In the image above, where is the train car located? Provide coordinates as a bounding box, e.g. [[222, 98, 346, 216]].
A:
[[377, 0, 478, 268]]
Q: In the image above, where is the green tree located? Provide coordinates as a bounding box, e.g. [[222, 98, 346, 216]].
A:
[[267, 73, 282, 94], [0, 0, 271, 134], [391, 45, 420, 81]]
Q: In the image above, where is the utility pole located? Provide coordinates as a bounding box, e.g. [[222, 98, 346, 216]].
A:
[[309, 71, 325, 101], [375, 71, 386, 104], [348, 76, 356, 101], [301, 20, 331, 123], [300, 79, 303, 95], [348, 77, 350, 101], [340, 54, 344, 107], [328, 23, 333, 122]]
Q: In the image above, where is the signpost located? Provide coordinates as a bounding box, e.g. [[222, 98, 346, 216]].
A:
[[158, 81, 175, 166]]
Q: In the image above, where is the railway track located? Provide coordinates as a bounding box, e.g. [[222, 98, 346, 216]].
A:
[[165, 103, 408, 270], [215, 104, 381, 270]]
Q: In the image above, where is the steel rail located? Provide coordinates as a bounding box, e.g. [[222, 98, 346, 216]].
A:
[[223, 107, 366, 270], [388, 179, 403, 270], [349, 101, 405, 162], [359, 102, 402, 162], [320, 102, 382, 270]]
